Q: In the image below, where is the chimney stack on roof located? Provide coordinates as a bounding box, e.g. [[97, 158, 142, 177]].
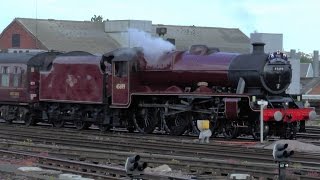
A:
[[251, 42, 265, 54]]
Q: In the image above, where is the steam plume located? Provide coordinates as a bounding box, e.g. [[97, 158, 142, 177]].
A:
[[128, 28, 176, 64]]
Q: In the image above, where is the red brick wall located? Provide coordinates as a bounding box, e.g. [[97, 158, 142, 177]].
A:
[[0, 21, 45, 50]]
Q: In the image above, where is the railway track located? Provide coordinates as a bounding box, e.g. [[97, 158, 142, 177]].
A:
[[1, 125, 320, 179], [5, 120, 318, 142], [0, 149, 186, 180], [297, 126, 320, 139], [296, 126, 320, 147], [304, 126, 320, 134]]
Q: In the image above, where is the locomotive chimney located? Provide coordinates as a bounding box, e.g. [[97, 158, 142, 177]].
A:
[[252, 42, 265, 54]]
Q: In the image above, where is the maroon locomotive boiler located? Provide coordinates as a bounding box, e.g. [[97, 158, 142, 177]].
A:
[[0, 43, 316, 139]]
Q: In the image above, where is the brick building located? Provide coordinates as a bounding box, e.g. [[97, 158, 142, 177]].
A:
[[0, 19, 43, 51]]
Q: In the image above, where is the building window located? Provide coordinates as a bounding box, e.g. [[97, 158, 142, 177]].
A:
[[12, 34, 20, 47], [13, 67, 21, 87], [1, 66, 9, 87]]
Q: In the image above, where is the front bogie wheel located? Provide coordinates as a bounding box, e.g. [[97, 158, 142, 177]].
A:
[[281, 123, 297, 140]]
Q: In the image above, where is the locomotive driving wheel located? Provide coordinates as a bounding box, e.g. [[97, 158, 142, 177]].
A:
[[189, 114, 200, 135], [209, 115, 220, 137], [133, 107, 158, 134], [163, 113, 190, 136], [222, 119, 238, 139]]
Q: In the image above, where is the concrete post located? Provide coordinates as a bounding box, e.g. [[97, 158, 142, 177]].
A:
[[290, 49, 296, 59], [257, 100, 268, 143], [260, 105, 264, 143], [287, 49, 300, 94], [313, 50, 319, 77]]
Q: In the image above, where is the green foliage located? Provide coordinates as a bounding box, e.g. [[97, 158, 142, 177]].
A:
[[300, 56, 312, 63], [91, 15, 103, 22]]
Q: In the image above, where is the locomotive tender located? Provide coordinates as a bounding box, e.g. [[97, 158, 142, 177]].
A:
[[0, 43, 316, 139]]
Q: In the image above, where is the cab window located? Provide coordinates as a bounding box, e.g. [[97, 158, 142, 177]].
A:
[[114, 61, 128, 77]]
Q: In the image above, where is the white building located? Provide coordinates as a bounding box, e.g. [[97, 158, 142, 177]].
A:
[[250, 33, 283, 53]]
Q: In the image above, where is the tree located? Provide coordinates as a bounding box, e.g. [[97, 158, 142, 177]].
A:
[[91, 15, 103, 22], [300, 55, 312, 63]]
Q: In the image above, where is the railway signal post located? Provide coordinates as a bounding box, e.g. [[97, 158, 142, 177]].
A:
[[257, 100, 268, 143], [125, 155, 148, 180], [272, 143, 294, 180]]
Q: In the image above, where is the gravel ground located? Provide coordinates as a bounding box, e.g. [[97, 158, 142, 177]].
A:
[[306, 119, 320, 126], [0, 163, 57, 180], [0, 171, 39, 180], [263, 139, 320, 152], [0, 156, 62, 180]]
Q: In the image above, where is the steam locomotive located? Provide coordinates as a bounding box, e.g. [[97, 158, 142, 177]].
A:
[[0, 43, 316, 139]]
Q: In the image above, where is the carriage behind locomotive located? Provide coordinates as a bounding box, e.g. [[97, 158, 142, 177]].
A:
[[0, 43, 316, 139]]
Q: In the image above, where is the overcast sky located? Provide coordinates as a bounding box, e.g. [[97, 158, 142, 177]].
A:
[[0, 0, 319, 53]]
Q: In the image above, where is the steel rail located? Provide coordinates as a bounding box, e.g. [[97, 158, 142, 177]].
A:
[[0, 149, 190, 180]]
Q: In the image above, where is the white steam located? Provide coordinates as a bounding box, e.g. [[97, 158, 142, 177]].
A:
[[128, 28, 176, 64]]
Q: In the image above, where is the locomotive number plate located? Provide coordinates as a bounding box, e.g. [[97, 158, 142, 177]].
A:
[[273, 67, 284, 71], [9, 91, 20, 98], [116, 83, 126, 89]]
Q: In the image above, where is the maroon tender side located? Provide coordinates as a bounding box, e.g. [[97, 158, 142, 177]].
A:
[[39, 56, 105, 103]]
